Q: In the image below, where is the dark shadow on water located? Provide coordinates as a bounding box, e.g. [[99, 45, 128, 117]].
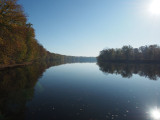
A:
[[0, 60, 96, 120], [97, 61, 160, 80]]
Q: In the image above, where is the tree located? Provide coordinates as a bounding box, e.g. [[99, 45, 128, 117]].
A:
[[0, 0, 26, 27], [97, 45, 160, 63]]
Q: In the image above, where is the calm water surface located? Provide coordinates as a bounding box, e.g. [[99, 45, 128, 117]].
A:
[[1, 62, 160, 120]]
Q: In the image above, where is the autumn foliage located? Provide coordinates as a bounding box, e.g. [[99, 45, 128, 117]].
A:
[[0, 0, 49, 65], [0, 0, 96, 67]]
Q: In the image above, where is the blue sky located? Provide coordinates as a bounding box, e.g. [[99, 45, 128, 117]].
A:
[[19, 0, 160, 56]]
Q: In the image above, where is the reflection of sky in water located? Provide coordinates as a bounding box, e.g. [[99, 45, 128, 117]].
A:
[[26, 63, 160, 120]]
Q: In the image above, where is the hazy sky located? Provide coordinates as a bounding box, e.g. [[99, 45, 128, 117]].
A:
[[19, 0, 160, 56]]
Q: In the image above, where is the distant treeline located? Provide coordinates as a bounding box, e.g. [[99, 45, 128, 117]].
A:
[[46, 53, 96, 63], [97, 45, 160, 63], [0, 0, 96, 68]]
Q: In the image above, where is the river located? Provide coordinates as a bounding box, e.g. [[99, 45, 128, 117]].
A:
[[0, 62, 160, 120]]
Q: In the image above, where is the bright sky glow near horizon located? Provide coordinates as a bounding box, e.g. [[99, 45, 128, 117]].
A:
[[19, 0, 160, 57]]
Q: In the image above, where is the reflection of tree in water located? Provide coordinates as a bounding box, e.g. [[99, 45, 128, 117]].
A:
[[0, 60, 66, 120], [97, 61, 160, 80]]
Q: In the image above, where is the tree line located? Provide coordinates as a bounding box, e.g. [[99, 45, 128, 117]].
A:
[[0, 0, 96, 68], [45, 53, 96, 63], [97, 45, 160, 63]]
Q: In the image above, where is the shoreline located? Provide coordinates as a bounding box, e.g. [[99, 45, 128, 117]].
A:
[[0, 62, 33, 70]]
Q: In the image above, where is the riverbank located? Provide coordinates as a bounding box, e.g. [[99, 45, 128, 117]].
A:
[[0, 62, 33, 70]]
